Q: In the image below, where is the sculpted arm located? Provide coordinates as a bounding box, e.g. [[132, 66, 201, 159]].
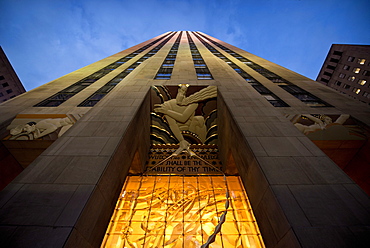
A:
[[155, 103, 198, 123], [335, 114, 350, 124], [302, 114, 322, 124]]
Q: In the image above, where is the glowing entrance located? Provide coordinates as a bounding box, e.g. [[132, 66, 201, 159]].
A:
[[101, 85, 265, 247], [101, 176, 264, 247]]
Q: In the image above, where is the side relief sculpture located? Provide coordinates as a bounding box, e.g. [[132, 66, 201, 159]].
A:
[[293, 114, 350, 135], [9, 117, 74, 140]]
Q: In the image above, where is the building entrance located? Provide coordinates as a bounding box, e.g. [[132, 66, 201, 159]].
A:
[[101, 175, 265, 248], [101, 85, 265, 247]]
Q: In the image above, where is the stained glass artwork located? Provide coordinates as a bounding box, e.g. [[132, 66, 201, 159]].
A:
[[101, 176, 265, 248]]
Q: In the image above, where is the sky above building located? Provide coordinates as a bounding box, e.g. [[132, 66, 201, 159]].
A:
[[1, 0, 369, 91]]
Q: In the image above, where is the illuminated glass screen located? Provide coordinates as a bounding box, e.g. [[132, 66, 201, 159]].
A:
[[102, 176, 265, 247], [102, 176, 264, 248]]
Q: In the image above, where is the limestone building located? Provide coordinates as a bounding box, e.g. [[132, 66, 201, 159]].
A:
[[0, 31, 369, 248], [317, 44, 370, 104]]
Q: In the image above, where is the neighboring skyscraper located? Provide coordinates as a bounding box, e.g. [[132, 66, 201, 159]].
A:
[[0, 32, 369, 248], [317, 44, 370, 104], [0, 46, 26, 102]]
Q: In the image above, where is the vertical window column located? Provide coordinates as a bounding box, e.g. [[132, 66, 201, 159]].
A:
[[193, 32, 288, 107], [78, 33, 177, 107], [195, 32, 331, 107], [186, 32, 213, 80], [154, 32, 183, 80], [35, 32, 173, 107]]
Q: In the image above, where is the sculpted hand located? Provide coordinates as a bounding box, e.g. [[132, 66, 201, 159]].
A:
[[154, 104, 169, 114]]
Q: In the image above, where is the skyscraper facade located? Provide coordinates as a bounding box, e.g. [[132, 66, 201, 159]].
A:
[[0, 32, 369, 248], [0, 46, 26, 102], [317, 44, 370, 104]]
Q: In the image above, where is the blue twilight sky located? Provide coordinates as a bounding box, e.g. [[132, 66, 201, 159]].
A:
[[0, 0, 369, 91]]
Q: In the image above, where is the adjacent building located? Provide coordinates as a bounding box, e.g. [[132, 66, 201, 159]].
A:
[[317, 44, 370, 104], [0, 32, 369, 248], [0, 46, 26, 102]]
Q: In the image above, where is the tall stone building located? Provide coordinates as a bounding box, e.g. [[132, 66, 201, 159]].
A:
[[317, 44, 370, 104], [0, 46, 26, 102], [0, 32, 369, 248]]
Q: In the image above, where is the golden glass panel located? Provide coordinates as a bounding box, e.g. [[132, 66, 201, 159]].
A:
[[165, 222, 183, 235], [208, 234, 223, 247], [146, 221, 166, 233], [128, 222, 147, 235], [222, 234, 261, 248], [221, 221, 241, 234], [131, 210, 149, 222], [164, 234, 183, 248], [101, 176, 265, 247], [235, 209, 256, 222], [183, 235, 203, 248], [147, 210, 165, 222], [184, 210, 202, 222], [143, 235, 165, 248], [102, 234, 125, 248], [224, 210, 238, 222], [183, 221, 202, 235], [237, 221, 259, 235], [108, 221, 129, 234]]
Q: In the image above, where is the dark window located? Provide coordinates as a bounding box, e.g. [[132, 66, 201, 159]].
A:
[[330, 58, 339, 63], [348, 76, 356, 81], [6, 89, 13, 94], [268, 100, 289, 107], [347, 56, 355, 62], [279, 85, 331, 107], [0, 92, 3, 97], [63, 85, 87, 93], [335, 81, 342, 86], [320, 78, 329, 83], [10, 95, 16, 98], [2, 82, 9, 87], [155, 73, 171, 79], [155, 68, 173, 79], [333, 51, 343, 56], [280, 85, 306, 94], [0, 75, 4, 80], [339, 73, 346, 78], [323, 71, 332, 77], [343, 65, 350, 70], [343, 84, 351, 89], [295, 94, 317, 101], [194, 63, 206, 68], [252, 85, 272, 94], [326, 65, 336, 70], [363, 70, 370, 76], [195, 68, 213, 79]]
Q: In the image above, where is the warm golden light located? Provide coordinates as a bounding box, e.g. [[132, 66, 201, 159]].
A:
[[358, 58, 366, 65], [101, 176, 265, 248], [358, 80, 367, 86]]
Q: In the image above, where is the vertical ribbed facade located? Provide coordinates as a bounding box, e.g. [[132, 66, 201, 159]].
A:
[[0, 32, 369, 248]]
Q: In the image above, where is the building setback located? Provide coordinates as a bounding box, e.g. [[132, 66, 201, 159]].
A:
[[317, 44, 370, 104], [0, 32, 369, 248], [0, 46, 26, 102]]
